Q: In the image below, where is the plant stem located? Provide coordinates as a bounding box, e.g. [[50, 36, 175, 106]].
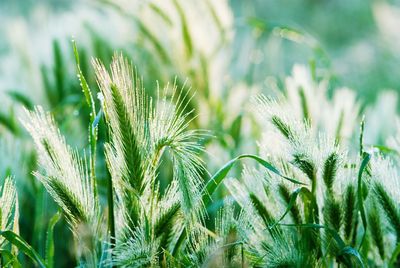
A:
[[106, 168, 116, 266]]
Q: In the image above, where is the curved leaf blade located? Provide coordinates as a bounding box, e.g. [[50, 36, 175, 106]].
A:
[[0, 230, 46, 268], [202, 154, 306, 205]]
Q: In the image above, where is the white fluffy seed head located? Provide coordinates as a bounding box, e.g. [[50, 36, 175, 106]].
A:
[[21, 107, 99, 231]]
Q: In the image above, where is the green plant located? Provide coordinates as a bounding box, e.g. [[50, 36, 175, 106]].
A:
[[2, 50, 400, 267]]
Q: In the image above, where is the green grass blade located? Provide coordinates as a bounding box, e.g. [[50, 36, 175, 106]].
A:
[[202, 154, 306, 205], [0, 230, 46, 268], [357, 152, 371, 250], [72, 40, 95, 111], [173, 0, 193, 58], [45, 212, 61, 268], [278, 183, 302, 224], [0, 111, 19, 135], [52, 40, 65, 102], [149, 3, 173, 26], [6, 90, 34, 110], [270, 187, 312, 229], [230, 114, 242, 146], [0, 249, 22, 267], [298, 87, 310, 123]]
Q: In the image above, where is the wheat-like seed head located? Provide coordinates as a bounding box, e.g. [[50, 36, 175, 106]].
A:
[[21, 107, 99, 232], [370, 154, 400, 203], [93, 54, 206, 233], [0, 176, 18, 247]]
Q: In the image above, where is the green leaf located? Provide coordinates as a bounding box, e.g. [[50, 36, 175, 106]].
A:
[[45, 212, 61, 268], [173, 0, 193, 58], [6, 90, 34, 110], [278, 183, 302, 224], [298, 87, 310, 123], [0, 111, 19, 135], [202, 154, 306, 205], [269, 187, 312, 229], [357, 152, 371, 250], [135, 19, 171, 64], [52, 40, 65, 102], [229, 114, 242, 145], [72, 40, 95, 112], [149, 3, 173, 26], [0, 230, 46, 268], [0, 249, 21, 267], [372, 144, 399, 155], [340, 246, 365, 268]]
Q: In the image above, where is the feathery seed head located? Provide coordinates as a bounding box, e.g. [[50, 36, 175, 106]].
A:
[[21, 107, 99, 231]]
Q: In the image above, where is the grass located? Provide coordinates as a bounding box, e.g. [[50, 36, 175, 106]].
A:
[[1, 1, 400, 267], [1, 48, 400, 267]]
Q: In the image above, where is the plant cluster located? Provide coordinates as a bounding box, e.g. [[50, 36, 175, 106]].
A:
[[0, 47, 399, 267]]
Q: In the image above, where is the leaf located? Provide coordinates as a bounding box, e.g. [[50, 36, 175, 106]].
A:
[[357, 152, 371, 250], [372, 144, 399, 155], [135, 19, 171, 64], [0, 249, 21, 267], [0, 111, 19, 135], [229, 114, 242, 145], [298, 87, 310, 123], [278, 183, 302, 224], [0, 230, 46, 268], [72, 40, 95, 112], [6, 90, 34, 110], [340, 246, 365, 268], [149, 3, 173, 26], [45, 211, 61, 268], [269, 187, 312, 229], [173, 0, 193, 58], [52, 40, 65, 102], [202, 154, 306, 205]]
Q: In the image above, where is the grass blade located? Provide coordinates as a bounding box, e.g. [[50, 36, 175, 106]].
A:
[[202, 154, 306, 205], [0, 230, 46, 268], [270, 187, 312, 229], [45, 211, 61, 268], [357, 152, 371, 250]]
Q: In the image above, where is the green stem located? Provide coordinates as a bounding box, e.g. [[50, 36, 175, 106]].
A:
[[106, 168, 115, 266]]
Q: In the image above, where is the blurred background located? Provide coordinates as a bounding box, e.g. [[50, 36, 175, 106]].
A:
[[3, 0, 400, 105], [1, 0, 400, 266]]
